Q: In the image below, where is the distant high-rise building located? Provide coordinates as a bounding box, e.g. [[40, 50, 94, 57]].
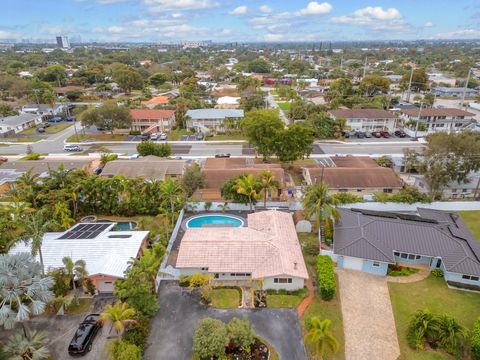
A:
[[56, 36, 70, 49]]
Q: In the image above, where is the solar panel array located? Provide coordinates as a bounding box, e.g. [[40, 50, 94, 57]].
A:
[[58, 223, 111, 240], [352, 208, 438, 224]]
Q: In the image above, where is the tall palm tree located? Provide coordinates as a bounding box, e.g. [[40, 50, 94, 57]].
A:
[[259, 170, 280, 208], [62, 257, 88, 306], [4, 329, 50, 360], [20, 210, 53, 275], [160, 178, 185, 232], [13, 170, 39, 208], [235, 174, 261, 211], [304, 317, 339, 360], [100, 301, 136, 339], [0, 253, 54, 332], [301, 182, 340, 242], [436, 315, 467, 355]]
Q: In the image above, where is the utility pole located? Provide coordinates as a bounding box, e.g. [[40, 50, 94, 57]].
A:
[[414, 102, 424, 140], [406, 67, 414, 103], [459, 68, 472, 110], [362, 57, 367, 79]]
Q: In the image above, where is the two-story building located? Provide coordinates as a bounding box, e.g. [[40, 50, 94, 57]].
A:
[[186, 109, 244, 133], [328, 108, 399, 132], [401, 108, 476, 133], [130, 109, 175, 134]]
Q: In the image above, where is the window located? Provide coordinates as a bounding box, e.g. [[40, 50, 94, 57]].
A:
[[373, 262, 380, 267], [339, 189, 348, 192], [383, 188, 393, 193], [401, 253, 408, 259], [408, 254, 415, 260], [416, 255, 421, 260], [394, 252, 400, 256], [462, 275, 479, 281], [274, 278, 292, 283], [201, 267, 208, 271], [357, 189, 363, 192]]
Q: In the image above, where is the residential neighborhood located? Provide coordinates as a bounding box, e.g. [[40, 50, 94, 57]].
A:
[[1, 1, 480, 360]]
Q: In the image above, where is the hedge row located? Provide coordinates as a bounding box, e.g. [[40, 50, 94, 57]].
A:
[[317, 255, 336, 301], [472, 318, 480, 360]]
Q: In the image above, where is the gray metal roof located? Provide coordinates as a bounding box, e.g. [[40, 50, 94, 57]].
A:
[[0, 113, 41, 126], [334, 208, 480, 276], [186, 109, 244, 120]]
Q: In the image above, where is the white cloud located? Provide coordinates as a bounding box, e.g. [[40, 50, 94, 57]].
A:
[[331, 6, 402, 25], [0, 30, 17, 39], [264, 33, 284, 41], [434, 28, 480, 39], [108, 26, 124, 33], [143, 0, 217, 12], [299, 2, 332, 15], [229, 5, 247, 15], [424, 21, 433, 27], [259, 5, 272, 13]]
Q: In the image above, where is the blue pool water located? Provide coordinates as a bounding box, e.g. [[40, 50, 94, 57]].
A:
[[98, 220, 137, 231], [186, 215, 244, 228]]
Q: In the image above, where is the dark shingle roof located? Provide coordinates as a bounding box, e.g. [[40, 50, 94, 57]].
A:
[[334, 208, 480, 276]]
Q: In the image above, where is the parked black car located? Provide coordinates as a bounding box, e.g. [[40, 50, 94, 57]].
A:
[[356, 131, 366, 139], [68, 314, 102, 356], [139, 133, 150, 141], [394, 130, 406, 138], [215, 153, 231, 158], [341, 131, 350, 138]]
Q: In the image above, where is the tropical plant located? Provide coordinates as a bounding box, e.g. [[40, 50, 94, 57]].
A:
[[471, 318, 480, 360], [304, 317, 339, 359], [302, 182, 340, 241], [436, 315, 467, 355], [0, 253, 54, 331], [107, 339, 141, 360], [100, 301, 137, 339], [62, 257, 88, 306], [20, 210, 53, 275], [160, 178, 185, 232], [407, 309, 440, 350], [4, 330, 50, 360], [317, 255, 336, 300], [219, 202, 230, 213], [193, 317, 229, 359], [234, 174, 261, 211], [181, 163, 205, 197], [226, 317, 255, 350], [259, 170, 280, 208]]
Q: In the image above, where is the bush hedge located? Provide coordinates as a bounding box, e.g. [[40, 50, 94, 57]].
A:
[[472, 318, 480, 360], [317, 255, 336, 301]]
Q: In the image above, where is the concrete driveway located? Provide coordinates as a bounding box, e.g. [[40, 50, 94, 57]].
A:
[[145, 282, 307, 360], [336, 269, 400, 360]]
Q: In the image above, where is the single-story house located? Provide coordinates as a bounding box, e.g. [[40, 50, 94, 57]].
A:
[[101, 157, 187, 180], [175, 210, 309, 290], [0, 113, 43, 135], [21, 104, 67, 116], [141, 96, 170, 108], [401, 173, 480, 199], [186, 109, 244, 133], [432, 87, 478, 98], [197, 157, 286, 201], [401, 108, 476, 133], [328, 108, 399, 132], [130, 109, 175, 134], [329, 208, 480, 289], [302, 156, 403, 196], [10, 222, 149, 293]]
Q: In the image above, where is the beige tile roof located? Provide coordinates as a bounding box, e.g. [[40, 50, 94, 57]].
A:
[[175, 210, 309, 280], [102, 157, 186, 179]]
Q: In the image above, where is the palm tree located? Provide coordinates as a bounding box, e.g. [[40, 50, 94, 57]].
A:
[[0, 253, 54, 332], [62, 257, 88, 306], [407, 309, 439, 350], [301, 182, 340, 242], [20, 210, 53, 275], [259, 170, 280, 208], [304, 317, 339, 359], [160, 178, 185, 233], [100, 301, 136, 339], [235, 174, 261, 211], [5, 329, 50, 360], [436, 315, 467, 355]]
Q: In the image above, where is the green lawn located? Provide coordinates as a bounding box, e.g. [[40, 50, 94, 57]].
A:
[[277, 102, 291, 111], [266, 294, 303, 308], [45, 123, 72, 134], [19, 127, 37, 135], [65, 298, 92, 315], [210, 288, 241, 308], [298, 233, 319, 279], [460, 211, 480, 242], [7, 137, 42, 142], [388, 275, 480, 360]]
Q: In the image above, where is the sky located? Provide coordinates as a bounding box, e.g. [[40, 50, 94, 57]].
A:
[[0, 0, 479, 43]]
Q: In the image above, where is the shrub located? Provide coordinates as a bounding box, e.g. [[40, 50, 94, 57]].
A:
[[20, 153, 41, 160], [472, 318, 480, 360], [129, 130, 141, 135], [431, 268, 444, 278], [179, 275, 191, 287], [136, 141, 171, 157], [317, 255, 336, 301], [107, 339, 141, 360], [193, 318, 229, 359], [123, 318, 150, 351], [85, 278, 96, 296]]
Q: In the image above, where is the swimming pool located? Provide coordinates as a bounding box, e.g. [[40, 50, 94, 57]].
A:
[[185, 215, 244, 228]]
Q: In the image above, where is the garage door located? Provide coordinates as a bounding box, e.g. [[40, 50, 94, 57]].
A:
[[343, 257, 364, 271], [97, 280, 115, 293]]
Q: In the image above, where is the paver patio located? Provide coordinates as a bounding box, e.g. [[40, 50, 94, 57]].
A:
[[336, 269, 400, 360]]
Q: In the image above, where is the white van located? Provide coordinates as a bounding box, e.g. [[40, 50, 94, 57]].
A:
[[64, 144, 82, 152]]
